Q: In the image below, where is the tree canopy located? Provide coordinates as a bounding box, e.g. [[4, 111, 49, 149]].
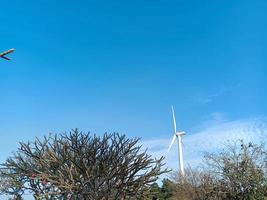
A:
[[1, 132, 267, 200], [0, 129, 167, 200], [171, 140, 267, 200]]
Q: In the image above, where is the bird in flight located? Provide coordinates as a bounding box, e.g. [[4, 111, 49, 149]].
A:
[[0, 48, 15, 60]]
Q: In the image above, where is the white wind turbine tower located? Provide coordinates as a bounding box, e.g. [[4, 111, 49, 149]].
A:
[[168, 106, 185, 176]]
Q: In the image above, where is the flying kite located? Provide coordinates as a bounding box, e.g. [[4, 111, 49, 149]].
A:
[[0, 48, 15, 60]]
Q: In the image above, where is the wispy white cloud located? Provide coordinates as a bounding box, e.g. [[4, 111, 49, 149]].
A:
[[142, 117, 267, 171], [197, 84, 241, 104]]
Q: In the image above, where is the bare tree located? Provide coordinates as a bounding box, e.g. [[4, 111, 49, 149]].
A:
[[171, 167, 216, 200], [0, 171, 24, 200], [1, 129, 168, 200]]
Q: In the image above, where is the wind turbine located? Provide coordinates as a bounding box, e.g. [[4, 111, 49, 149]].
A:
[[168, 106, 185, 176]]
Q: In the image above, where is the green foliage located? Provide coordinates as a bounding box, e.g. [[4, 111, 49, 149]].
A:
[[137, 179, 175, 200], [162, 141, 267, 200], [205, 140, 267, 200], [159, 179, 174, 199]]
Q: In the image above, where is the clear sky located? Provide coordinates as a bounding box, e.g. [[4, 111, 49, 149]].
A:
[[0, 0, 267, 171]]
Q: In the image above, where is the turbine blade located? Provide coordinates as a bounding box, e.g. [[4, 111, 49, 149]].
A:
[[171, 106, 177, 133], [168, 134, 176, 152]]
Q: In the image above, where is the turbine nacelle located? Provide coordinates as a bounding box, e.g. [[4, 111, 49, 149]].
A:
[[168, 132, 185, 152], [175, 131, 185, 136]]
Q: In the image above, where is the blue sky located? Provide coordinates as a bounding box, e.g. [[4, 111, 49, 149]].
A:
[[0, 0, 267, 174]]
